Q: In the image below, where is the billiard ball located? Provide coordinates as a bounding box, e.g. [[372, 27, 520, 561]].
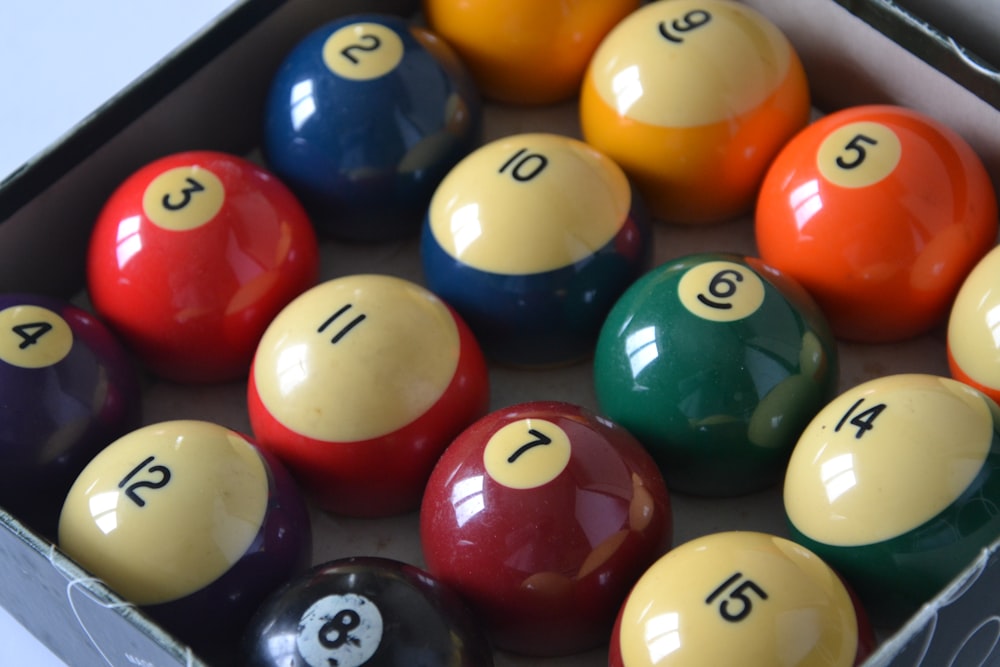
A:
[[241, 556, 494, 667], [594, 252, 838, 496], [0, 293, 140, 539], [422, 0, 639, 105], [420, 400, 671, 656], [421, 132, 652, 366], [949, 245, 1000, 404], [248, 273, 490, 518], [58, 420, 311, 658], [86, 150, 319, 384], [609, 531, 875, 666], [579, 0, 810, 224], [756, 104, 998, 343], [262, 13, 481, 241], [784, 374, 1000, 625]]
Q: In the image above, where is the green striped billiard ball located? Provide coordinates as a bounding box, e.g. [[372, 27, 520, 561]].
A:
[[784, 373, 1000, 625], [593, 252, 838, 495]]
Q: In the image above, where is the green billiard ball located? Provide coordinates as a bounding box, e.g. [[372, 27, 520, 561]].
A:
[[593, 252, 838, 496], [784, 373, 1000, 626]]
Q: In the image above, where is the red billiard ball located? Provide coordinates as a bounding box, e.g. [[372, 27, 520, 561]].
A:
[[58, 420, 311, 658], [580, 0, 810, 223], [756, 104, 998, 342], [248, 274, 490, 518], [948, 245, 1000, 404], [420, 400, 672, 656], [422, 0, 640, 105], [0, 293, 140, 539], [241, 557, 494, 667], [609, 531, 875, 666], [87, 150, 320, 383]]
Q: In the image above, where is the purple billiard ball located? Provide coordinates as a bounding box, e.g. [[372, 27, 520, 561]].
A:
[[0, 293, 140, 539], [241, 556, 494, 667], [58, 420, 312, 660]]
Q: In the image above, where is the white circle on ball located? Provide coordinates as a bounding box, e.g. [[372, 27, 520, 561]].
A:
[[296, 593, 384, 667]]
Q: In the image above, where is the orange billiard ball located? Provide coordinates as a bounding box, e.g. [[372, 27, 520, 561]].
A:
[[949, 245, 1000, 404], [756, 105, 998, 342], [609, 531, 874, 666], [580, 0, 810, 224], [422, 0, 640, 105]]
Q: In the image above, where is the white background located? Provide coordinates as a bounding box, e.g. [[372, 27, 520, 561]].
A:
[[0, 0, 237, 180]]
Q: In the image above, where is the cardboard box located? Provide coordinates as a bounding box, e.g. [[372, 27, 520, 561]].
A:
[[2, 1, 999, 666]]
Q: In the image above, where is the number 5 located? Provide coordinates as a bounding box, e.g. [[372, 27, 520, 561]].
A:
[[718, 579, 768, 621], [835, 133, 878, 170]]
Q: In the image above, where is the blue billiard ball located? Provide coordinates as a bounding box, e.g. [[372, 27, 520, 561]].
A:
[[263, 13, 481, 241], [421, 133, 652, 367]]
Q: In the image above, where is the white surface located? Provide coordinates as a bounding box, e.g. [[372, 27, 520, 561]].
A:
[[0, 604, 69, 667], [0, 0, 238, 180]]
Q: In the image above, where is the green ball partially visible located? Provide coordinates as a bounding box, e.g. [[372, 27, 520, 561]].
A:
[[593, 252, 838, 496]]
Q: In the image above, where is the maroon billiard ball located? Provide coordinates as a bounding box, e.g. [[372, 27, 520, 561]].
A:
[[420, 401, 672, 656], [86, 150, 319, 383], [248, 274, 490, 518], [241, 557, 494, 666], [0, 293, 140, 539], [608, 531, 875, 666], [58, 420, 312, 659]]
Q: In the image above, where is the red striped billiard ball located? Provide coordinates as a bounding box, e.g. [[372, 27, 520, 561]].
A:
[[248, 274, 490, 517]]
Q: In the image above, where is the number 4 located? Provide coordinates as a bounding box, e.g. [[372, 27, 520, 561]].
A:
[[12, 321, 52, 349]]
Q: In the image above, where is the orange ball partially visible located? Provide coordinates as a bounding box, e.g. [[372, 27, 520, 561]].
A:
[[422, 0, 640, 105], [755, 104, 998, 343]]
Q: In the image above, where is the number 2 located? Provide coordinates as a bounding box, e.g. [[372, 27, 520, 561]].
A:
[[341, 34, 381, 64]]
